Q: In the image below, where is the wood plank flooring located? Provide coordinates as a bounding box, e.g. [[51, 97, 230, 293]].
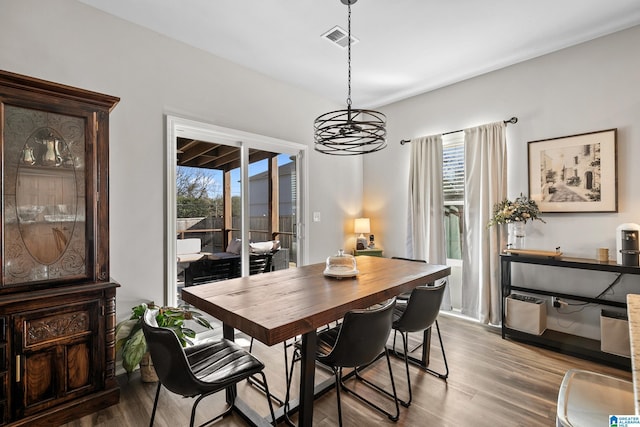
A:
[[62, 313, 631, 426]]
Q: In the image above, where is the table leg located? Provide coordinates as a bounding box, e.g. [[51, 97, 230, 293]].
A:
[[298, 330, 317, 427], [421, 327, 432, 367]]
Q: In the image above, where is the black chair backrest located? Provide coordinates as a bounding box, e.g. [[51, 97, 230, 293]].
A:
[[322, 298, 396, 368], [142, 309, 200, 396], [394, 281, 446, 333], [249, 252, 273, 275], [391, 256, 427, 263]]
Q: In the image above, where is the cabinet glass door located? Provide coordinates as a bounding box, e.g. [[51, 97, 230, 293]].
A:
[[3, 104, 87, 285]]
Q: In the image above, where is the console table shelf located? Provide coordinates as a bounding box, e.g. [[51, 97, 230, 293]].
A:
[[501, 253, 640, 370]]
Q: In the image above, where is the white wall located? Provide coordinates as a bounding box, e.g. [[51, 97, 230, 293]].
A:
[[0, 0, 364, 316], [368, 25, 640, 337], [369, 25, 640, 259]]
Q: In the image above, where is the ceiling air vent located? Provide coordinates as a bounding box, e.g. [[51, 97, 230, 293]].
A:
[[321, 25, 359, 48]]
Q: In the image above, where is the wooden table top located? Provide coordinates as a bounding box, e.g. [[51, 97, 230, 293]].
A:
[[627, 294, 640, 414], [181, 256, 450, 346]]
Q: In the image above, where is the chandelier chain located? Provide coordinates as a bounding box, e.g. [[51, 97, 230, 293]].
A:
[[313, 0, 387, 155], [347, 2, 352, 108]]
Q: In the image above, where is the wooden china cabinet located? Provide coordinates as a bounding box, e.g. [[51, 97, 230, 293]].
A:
[[0, 70, 120, 425]]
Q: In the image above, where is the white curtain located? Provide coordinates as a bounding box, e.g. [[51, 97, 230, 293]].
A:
[[406, 135, 451, 309], [461, 122, 507, 324]]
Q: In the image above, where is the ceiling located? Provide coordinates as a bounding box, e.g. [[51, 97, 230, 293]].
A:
[[78, 0, 640, 108], [177, 137, 276, 171]]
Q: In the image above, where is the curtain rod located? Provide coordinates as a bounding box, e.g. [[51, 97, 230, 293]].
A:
[[399, 116, 518, 145]]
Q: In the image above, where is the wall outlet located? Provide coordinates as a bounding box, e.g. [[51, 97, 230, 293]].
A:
[[553, 297, 561, 308]]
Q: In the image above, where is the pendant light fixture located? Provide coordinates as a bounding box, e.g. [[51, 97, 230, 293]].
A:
[[314, 0, 387, 156]]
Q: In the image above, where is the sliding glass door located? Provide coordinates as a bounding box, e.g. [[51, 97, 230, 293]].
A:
[[166, 116, 306, 306]]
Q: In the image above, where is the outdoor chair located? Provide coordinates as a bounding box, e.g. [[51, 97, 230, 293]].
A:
[[249, 252, 274, 274], [184, 257, 239, 286], [286, 298, 400, 426], [142, 309, 276, 427], [390, 281, 449, 407]]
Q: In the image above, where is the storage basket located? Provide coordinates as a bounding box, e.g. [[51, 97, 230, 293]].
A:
[[505, 294, 546, 335], [600, 310, 630, 358]]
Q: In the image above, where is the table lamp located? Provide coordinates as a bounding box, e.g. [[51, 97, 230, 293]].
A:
[[354, 218, 370, 250]]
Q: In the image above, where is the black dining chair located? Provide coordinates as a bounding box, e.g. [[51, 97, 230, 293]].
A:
[[391, 256, 427, 301], [391, 281, 449, 407], [141, 309, 276, 427], [287, 298, 400, 426]]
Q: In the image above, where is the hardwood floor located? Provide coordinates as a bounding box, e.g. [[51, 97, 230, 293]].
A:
[[62, 314, 631, 426]]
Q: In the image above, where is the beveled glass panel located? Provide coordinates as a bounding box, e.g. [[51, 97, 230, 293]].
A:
[[3, 105, 86, 285]]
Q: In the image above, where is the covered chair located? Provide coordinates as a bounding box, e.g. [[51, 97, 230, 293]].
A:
[[141, 309, 276, 427], [288, 298, 400, 426], [556, 369, 634, 427], [391, 281, 449, 407]]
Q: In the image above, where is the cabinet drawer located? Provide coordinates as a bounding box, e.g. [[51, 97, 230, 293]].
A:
[[23, 310, 91, 348]]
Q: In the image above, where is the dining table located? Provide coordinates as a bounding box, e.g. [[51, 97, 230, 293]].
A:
[[181, 255, 450, 426]]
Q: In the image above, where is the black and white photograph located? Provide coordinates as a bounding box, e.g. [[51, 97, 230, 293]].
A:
[[528, 129, 617, 212]]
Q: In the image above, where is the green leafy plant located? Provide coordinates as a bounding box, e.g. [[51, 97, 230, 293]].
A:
[[115, 302, 213, 375], [487, 193, 546, 227]]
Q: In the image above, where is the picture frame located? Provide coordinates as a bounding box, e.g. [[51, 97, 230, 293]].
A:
[[528, 129, 617, 213]]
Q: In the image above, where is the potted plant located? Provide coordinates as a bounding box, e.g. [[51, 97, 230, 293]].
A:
[[487, 193, 545, 228], [115, 302, 213, 381], [487, 193, 545, 248]]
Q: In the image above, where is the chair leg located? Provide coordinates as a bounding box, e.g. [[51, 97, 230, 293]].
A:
[[247, 340, 288, 407], [335, 367, 344, 427], [149, 382, 162, 427], [393, 322, 449, 381], [190, 372, 276, 427], [398, 330, 413, 407], [419, 320, 449, 380], [341, 349, 400, 422], [255, 371, 277, 426], [190, 392, 234, 427]]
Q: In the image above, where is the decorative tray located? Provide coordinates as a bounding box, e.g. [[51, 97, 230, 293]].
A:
[[504, 248, 562, 258], [323, 267, 359, 278]]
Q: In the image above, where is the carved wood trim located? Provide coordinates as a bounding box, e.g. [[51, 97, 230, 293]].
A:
[[25, 311, 90, 346]]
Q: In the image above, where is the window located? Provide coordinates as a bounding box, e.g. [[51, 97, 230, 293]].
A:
[[442, 132, 464, 260]]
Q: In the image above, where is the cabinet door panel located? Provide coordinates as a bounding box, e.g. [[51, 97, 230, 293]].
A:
[[24, 350, 56, 408], [13, 300, 99, 417], [67, 342, 90, 390]]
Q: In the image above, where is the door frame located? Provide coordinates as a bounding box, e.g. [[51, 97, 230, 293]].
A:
[[165, 115, 308, 306]]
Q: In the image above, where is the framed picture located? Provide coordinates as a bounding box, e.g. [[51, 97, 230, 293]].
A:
[[528, 129, 617, 213]]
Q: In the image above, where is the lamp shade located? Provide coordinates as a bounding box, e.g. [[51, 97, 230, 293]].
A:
[[354, 218, 370, 234]]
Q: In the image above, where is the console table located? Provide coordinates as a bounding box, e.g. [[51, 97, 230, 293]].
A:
[[353, 248, 383, 257], [501, 253, 640, 370]]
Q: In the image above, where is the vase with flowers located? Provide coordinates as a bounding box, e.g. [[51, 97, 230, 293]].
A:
[[487, 193, 545, 248]]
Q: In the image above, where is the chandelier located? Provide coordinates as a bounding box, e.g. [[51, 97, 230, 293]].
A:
[[314, 0, 387, 156]]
